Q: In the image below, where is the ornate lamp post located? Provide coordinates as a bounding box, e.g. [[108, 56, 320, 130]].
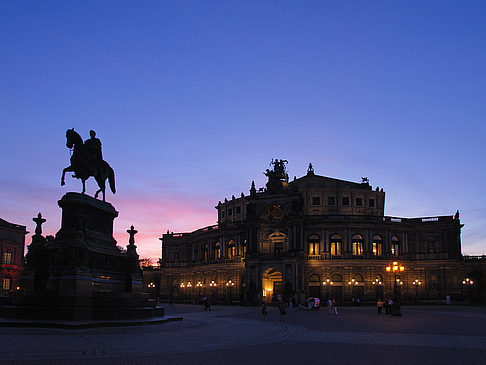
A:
[[372, 277, 383, 301], [196, 281, 203, 303], [463, 277, 475, 301], [322, 278, 333, 300], [226, 279, 235, 304], [147, 281, 155, 295], [180, 282, 185, 300], [209, 280, 217, 302], [412, 279, 422, 303], [386, 261, 404, 316]]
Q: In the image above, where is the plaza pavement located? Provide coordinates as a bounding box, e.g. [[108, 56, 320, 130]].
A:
[[1, 304, 486, 364]]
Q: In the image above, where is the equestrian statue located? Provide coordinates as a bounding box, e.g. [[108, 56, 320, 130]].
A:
[[61, 128, 116, 201]]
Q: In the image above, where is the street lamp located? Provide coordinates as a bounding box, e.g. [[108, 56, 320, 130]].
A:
[[386, 261, 405, 316], [180, 282, 185, 300], [226, 279, 235, 304], [372, 277, 383, 301], [147, 282, 155, 298], [209, 280, 217, 301], [412, 279, 422, 303], [463, 277, 475, 301], [195, 281, 203, 303], [372, 278, 383, 285], [348, 278, 361, 305], [322, 278, 333, 300]]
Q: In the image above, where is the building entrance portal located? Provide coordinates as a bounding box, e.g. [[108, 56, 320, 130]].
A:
[[262, 268, 282, 302]]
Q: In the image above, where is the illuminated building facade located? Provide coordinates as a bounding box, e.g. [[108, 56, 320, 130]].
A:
[[0, 218, 27, 294], [153, 161, 485, 304]]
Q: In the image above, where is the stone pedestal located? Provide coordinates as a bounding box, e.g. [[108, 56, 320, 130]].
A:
[[2, 193, 163, 321]]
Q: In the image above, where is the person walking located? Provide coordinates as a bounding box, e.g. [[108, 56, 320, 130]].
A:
[[203, 297, 211, 311], [332, 298, 338, 315], [278, 301, 286, 321], [327, 298, 333, 315], [377, 299, 383, 314], [387, 297, 393, 315], [261, 302, 268, 321]]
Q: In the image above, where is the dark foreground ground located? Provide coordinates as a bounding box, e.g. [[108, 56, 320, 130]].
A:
[[1, 304, 485, 365]]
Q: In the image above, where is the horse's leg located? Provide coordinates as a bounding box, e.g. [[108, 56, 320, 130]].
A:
[[95, 176, 106, 201], [61, 166, 73, 186]]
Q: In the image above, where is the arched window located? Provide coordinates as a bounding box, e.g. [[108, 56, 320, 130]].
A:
[[3, 250, 12, 265], [309, 274, 320, 283], [330, 234, 342, 256], [2, 276, 10, 291], [227, 240, 236, 259], [354, 273, 364, 283], [391, 236, 400, 256], [308, 234, 320, 255], [214, 242, 221, 260], [372, 235, 383, 256], [375, 274, 383, 284], [352, 235, 363, 256], [331, 274, 342, 283]]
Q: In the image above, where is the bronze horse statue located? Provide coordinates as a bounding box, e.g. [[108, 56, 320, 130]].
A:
[[61, 128, 116, 201]]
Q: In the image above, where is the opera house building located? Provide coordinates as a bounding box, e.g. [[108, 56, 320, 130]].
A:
[[147, 161, 485, 305]]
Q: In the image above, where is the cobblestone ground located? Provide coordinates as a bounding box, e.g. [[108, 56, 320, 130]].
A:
[[1, 304, 486, 364]]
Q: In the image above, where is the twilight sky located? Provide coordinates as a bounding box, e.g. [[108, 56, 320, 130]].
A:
[[1, 1, 486, 261]]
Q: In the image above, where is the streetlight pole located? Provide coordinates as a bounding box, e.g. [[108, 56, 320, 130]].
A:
[[226, 279, 235, 304], [463, 277, 474, 302], [180, 282, 185, 301], [386, 261, 404, 316], [412, 279, 422, 303], [209, 280, 217, 302], [322, 278, 333, 300], [196, 281, 203, 304]]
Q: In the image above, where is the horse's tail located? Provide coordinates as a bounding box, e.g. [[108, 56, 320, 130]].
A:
[[108, 166, 116, 194]]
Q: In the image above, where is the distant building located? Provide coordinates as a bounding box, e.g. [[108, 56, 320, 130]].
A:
[[0, 218, 27, 293], [150, 161, 485, 304]]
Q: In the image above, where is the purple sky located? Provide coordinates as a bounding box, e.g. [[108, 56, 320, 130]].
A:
[[1, 1, 486, 261]]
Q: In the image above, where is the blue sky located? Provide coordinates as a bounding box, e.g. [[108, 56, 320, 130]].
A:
[[1, 1, 485, 260]]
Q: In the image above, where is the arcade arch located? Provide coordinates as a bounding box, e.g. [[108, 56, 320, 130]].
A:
[[262, 268, 283, 302]]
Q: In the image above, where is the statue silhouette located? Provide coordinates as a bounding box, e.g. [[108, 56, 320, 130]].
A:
[[61, 128, 116, 201]]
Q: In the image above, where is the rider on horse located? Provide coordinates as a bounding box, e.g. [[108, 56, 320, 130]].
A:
[[84, 130, 103, 176]]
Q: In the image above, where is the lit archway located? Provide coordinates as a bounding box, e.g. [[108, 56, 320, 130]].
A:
[[262, 268, 283, 302]]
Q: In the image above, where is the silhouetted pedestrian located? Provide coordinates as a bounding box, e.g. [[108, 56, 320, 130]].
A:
[[377, 299, 383, 314], [332, 298, 338, 315], [203, 297, 211, 311], [262, 302, 268, 321], [278, 301, 286, 321]]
